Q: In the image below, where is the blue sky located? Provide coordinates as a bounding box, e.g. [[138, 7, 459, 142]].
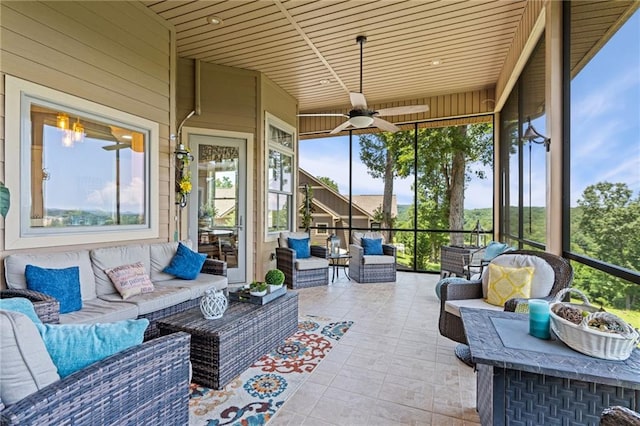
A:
[[301, 10, 639, 210]]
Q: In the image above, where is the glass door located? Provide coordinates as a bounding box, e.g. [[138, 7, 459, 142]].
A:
[[188, 133, 246, 284]]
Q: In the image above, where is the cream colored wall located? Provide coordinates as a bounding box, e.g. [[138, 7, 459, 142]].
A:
[[176, 59, 297, 282], [257, 75, 298, 280], [0, 1, 174, 286]]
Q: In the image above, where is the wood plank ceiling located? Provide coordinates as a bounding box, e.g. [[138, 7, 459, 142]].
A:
[[144, 0, 527, 115]]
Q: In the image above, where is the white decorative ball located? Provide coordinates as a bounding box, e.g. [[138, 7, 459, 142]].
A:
[[200, 288, 228, 319]]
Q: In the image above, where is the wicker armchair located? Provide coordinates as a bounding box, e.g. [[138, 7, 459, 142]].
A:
[[348, 232, 397, 283], [1, 332, 191, 425], [438, 250, 573, 361], [600, 406, 640, 426], [276, 232, 329, 289]]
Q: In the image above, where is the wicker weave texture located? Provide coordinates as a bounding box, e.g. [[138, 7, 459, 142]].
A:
[[348, 244, 397, 283], [158, 292, 299, 390], [276, 247, 328, 289], [438, 250, 573, 345], [0, 289, 60, 323], [0, 332, 191, 425]]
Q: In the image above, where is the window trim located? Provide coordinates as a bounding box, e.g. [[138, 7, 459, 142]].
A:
[[264, 112, 296, 242], [315, 223, 328, 235], [4, 76, 159, 249]]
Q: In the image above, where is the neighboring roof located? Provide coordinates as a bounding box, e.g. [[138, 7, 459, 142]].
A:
[[352, 195, 398, 218], [298, 168, 370, 218]]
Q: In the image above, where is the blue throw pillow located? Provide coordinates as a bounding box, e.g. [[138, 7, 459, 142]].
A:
[[163, 242, 207, 280], [25, 265, 82, 314], [483, 241, 513, 261], [35, 318, 149, 378], [288, 237, 310, 259], [361, 237, 383, 255], [0, 297, 42, 324]]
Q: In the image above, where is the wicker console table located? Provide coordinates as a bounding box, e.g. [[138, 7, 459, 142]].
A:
[[461, 308, 640, 426], [158, 291, 298, 389]]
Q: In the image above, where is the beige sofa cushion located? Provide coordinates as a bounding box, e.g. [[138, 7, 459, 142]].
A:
[[99, 286, 191, 316], [91, 245, 151, 296], [59, 298, 139, 324], [0, 310, 60, 406], [4, 250, 97, 300], [482, 254, 554, 299], [156, 273, 228, 299]]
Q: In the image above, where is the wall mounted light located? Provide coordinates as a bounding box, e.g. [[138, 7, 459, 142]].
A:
[[522, 117, 550, 151], [72, 118, 85, 142], [57, 113, 69, 130]]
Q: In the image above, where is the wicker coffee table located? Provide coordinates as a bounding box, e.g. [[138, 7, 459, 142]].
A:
[[157, 291, 298, 389]]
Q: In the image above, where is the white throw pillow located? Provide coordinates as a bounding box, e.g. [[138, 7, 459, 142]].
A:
[[482, 254, 555, 299], [0, 310, 59, 405]]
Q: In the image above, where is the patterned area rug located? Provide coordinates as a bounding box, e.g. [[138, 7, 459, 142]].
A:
[[189, 315, 354, 426]]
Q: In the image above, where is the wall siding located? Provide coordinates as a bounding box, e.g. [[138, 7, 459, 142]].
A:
[[0, 1, 173, 282]]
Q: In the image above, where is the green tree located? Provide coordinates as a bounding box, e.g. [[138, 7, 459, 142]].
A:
[[575, 182, 640, 310], [317, 176, 339, 192], [215, 176, 233, 188]]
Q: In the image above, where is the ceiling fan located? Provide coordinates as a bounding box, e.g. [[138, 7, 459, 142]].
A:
[[298, 35, 429, 134]]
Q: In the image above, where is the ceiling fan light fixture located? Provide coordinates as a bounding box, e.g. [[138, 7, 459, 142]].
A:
[[349, 115, 374, 128]]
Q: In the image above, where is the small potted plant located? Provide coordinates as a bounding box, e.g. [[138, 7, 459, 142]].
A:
[[265, 269, 285, 292], [249, 281, 268, 297]]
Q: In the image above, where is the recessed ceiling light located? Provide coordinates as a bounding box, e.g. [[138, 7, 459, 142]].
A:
[[431, 59, 442, 66], [206, 15, 223, 26], [319, 79, 331, 85]]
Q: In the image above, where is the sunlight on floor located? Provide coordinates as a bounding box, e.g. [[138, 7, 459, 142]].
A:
[[270, 272, 481, 426]]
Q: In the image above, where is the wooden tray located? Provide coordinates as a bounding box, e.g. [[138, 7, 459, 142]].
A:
[[228, 286, 287, 305]]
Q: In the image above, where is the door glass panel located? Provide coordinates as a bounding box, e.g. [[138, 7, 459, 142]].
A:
[[197, 145, 239, 269]]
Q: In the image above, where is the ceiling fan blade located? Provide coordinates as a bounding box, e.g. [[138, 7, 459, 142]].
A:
[[329, 120, 353, 135], [372, 117, 400, 133], [298, 113, 349, 117], [102, 143, 131, 151], [349, 92, 368, 109], [376, 105, 429, 116]]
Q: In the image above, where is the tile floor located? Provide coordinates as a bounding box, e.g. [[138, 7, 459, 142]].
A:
[[270, 271, 481, 426]]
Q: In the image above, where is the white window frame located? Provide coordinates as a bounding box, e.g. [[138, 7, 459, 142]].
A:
[[4, 76, 159, 249], [316, 223, 329, 235], [264, 112, 296, 241]]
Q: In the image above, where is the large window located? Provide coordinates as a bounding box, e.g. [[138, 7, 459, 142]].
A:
[[567, 3, 639, 325], [300, 119, 494, 273], [265, 113, 295, 237], [4, 76, 159, 249], [500, 32, 547, 250]]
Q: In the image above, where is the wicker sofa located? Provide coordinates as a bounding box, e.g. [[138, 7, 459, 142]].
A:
[[0, 314, 191, 425], [1, 240, 227, 339]]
